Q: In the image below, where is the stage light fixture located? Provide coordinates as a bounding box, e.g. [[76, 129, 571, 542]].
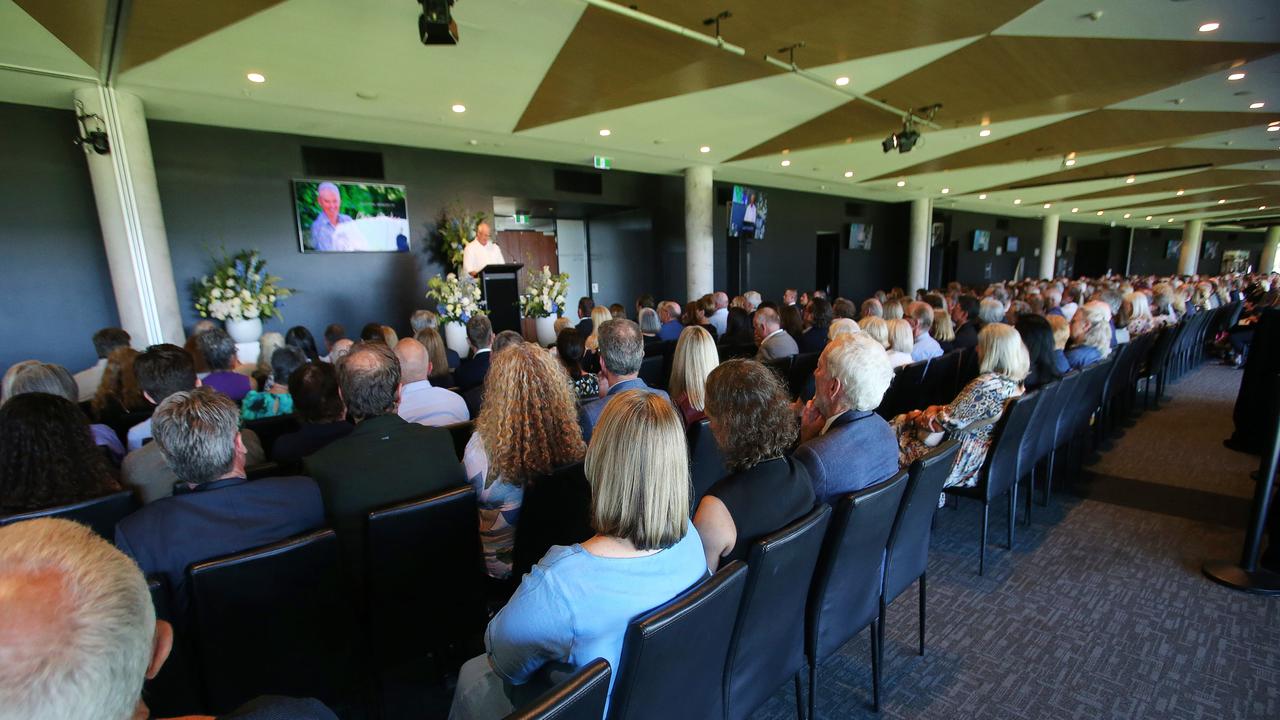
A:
[[881, 104, 939, 154], [419, 0, 458, 45]]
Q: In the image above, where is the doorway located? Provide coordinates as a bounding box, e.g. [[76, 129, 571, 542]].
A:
[[497, 230, 558, 339], [815, 232, 840, 297]]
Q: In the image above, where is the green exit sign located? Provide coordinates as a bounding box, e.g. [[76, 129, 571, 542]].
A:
[[593, 155, 613, 170], [514, 214, 529, 224]]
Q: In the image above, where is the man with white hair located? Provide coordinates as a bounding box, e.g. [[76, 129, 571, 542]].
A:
[[656, 300, 684, 341], [708, 291, 730, 336], [0, 518, 336, 720], [906, 301, 943, 361], [794, 335, 899, 501], [394, 338, 468, 426], [754, 307, 799, 361], [743, 290, 762, 313], [978, 298, 1006, 326], [463, 221, 505, 278], [309, 182, 353, 251]]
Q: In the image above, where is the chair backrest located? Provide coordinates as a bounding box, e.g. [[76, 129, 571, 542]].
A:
[[187, 528, 352, 714], [788, 352, 821, 399], [883, 441, 961, 604], [607, 562, 748, 720], [366, 486, 487, 670], [920, 349, 963, 407], [637, 354, 665, 390], [806, 471, 909, 664], [762, 356, 793, 386], [143, 575, 203, 718], [504, 658, 612, 720], [1050, 371, 1085, 448], [0, 489, 138, 540], [876, 360, 929, 419], [687, 419, 727, 501], [242, 414, 300, 457], [643, 339, 674, 358], [724, 503, 832, 720], [1068, 357, 1113, 431], [954, 347, 981, 398], [444, 420, 474, 461], [1029, 378, 1064, 463], [979, 390, 1040, 500], [513, 462, 594, 578]]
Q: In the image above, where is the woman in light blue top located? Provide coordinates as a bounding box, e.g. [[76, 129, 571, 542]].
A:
[[449, 390, 710, 719]]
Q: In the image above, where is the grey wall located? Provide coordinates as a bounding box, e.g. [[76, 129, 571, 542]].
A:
[[0, 103, 116, 374], [935, 209, 1045, 287], [586, 208, 658, 309]]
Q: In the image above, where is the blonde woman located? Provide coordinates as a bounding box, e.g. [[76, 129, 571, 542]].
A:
[[932, 308, 956, 350], [1123, 292, 1155, 336], [860, 316, 890, 349], [584, 306, 613, 354], [828, 318, 861, 343], [450, 391, 707, 718], [885, 318, 915, 368], [893, 323, 1028, 489], [464, 342, 586, 580], [669, 326, 719, 426], [1064, 301, 1112, 370]]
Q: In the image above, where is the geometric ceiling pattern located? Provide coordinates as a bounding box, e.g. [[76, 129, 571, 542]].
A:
[[2, 0, 1278, 231]]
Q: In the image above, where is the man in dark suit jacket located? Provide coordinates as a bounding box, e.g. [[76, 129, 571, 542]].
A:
[[305, 342, 466, 586], [580, 319, 671, 442], [799, 298, 832, 354], [950, 294, 982, 351], [453, 315, 494, 390], [794, 334, 900, 502], [575, 296, 595, 338], [115, 388, 326, 626]]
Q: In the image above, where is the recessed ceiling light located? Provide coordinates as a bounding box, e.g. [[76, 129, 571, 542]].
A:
[[896, 180, 906, 187], [941, 188, 950, 194], [1071, 207, 1079, 213], [1013, 198, 1022, 205], [1218, 199, 1226, 204], [1261, 205, 1269, 210], [1123, 213, 1131, 219], [1249, 102, 1265, 109], [1269, 126, 1280, 132], [599, 129, 611, 137], [1270, 121, 1280, 126], [780, 160, 791, 167], [451, 103, 466, 113], [1096, 211, 1104, 216], [1125, 176, 1136, 184], [1228, 72, 1246, 81], [699, 145, 711, 153], [843, 170, 854, 178], [1176, 189, 1185, 196], [1043, 203, 1052, 209], [246, 72, 266, 83], [835, 76, 850, 86], [1064, 158, 1077, 167], [1145, 215, 1153, 220], [1198, 22, 1220, 33], [978, 194, 987, 200], [1167, 218, 1174, 222], [979, 129, 991, 137]]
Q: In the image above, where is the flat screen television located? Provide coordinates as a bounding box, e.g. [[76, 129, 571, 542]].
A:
[[1006, 236, 1019, 252], [727, 185, 767, 240], [848, 223, 873, 250], [972, 229, 991, 252], [294, 179, 410, 253]]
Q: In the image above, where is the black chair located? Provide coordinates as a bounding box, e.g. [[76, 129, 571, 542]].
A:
[[881, 441, 961, 663], [876, 360, 929, 420], [943, 391, 1041, 575], [687, 419, 727, 501], [637, 354, 666, 390], [920, 350, 964, 408], [187, 529, 353, 714], [643, 339, 674, 358], [0, 489, 138, 540], [512, 462, 593, 578], [108, 408, 154, 446], [724, 504, 832, 720], [504, 658, 611, 720], [143, 575, 203, 718], [607, 562, 748, 720], [805, 471, 909, 715], [1020, 378, 1063, 521], [366, 486, 487, 683], [763, 356, 793, 386], [953, 347, 981, 399], [788, 352, 820, 400], [242, 414, 300, 458], [718, 342, 758, 361], [444, 420, 475, 461]]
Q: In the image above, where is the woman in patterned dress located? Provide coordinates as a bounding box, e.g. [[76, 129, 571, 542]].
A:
[[893, 323, 1028, 489]]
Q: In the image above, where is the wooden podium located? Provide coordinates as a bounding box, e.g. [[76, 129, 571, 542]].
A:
[[478, 263, 523, 334]]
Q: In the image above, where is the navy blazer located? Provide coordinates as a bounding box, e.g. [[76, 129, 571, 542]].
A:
[[115, 475, 325, 627], [799, 325, 829, 354], [453, 349, 491, 390], [580, 378, 671, 442], [793, 410, 900, 503]]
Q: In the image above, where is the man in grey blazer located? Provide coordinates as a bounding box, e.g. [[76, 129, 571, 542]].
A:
[[754, 307, 799, 361]]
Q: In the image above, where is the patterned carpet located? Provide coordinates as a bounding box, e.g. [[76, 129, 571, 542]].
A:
[[753, 363, 1280, 720]]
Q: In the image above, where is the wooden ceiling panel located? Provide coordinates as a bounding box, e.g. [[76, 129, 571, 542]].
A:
[[1062, 169, 1280, 201], [727, 100, 902, 161], [630, 0, 1036, 66], [869, 36, 1280, 130], [119, 0, 286, 71], [1096, 185, 1274, 212], [984, 149, 1280, 191], [13, 0, 107, 70], [867, 110, 1269, 180], [516, 6, 780, 131]]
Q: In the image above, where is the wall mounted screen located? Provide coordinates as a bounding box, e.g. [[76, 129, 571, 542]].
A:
[[294, 179, 409, 253]]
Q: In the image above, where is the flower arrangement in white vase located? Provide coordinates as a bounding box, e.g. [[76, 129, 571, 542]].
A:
[[426, 272, 485, 357], [518, 265, 571, 346], [191, 250, 294, 343]]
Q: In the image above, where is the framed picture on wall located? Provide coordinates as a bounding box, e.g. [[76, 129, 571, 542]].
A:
[[1222, 249, 1250, 274], [931, 221, 945, 247], [973, 229, 990, 252], [1202, 240, 1219, 260], [1006, 236, 1019, 252], [848, 223, 873, 250], [1165, 239, 1182, 259], [294, 179, 410, 253]]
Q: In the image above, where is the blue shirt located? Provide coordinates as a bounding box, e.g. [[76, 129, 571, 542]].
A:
[[310, 213, 353, 251], [1053, 349, 1071, 375], [910, 333, 944, 362], [657, 319, 684, 342], [1064, 345, 1102, 370], [580, 378, 671, 442], [485, 522, 708, 711]]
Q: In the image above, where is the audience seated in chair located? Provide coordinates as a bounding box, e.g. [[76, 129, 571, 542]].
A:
[[454, 315, 495, 391], [0, 518, 337, 720], [271, 361, 352, 466], [709, 291, 730, 336], [3, 360, 124, 463], [656, 300, 684, 342], [92, 346, 150, 425], [885, 319, 915, 368], [450, 391, 707, 719], [394, 338, 468, 427], [580, 319, 671, 442], [693, 359, 815, 571], [241, 346, 306, 421], [196, 329, 252, 402], [414, 327, 456, 387], [669, 326, 718, 427], [115, 387, 324, 626], [285, 325, 321, 363], [555, 327, 599, 402], [799, 298, 833, 354], [1016, 315, 1064, 391], [412, 309, 461, 369], [794, 335, 899, 502], [950, 295, 982, 351], [721, 306, 755, 346], [0, 393, 121, 516], [73, 326, 130, 402], [1064, 301, 1113, 370], [907, 302, 944, 362], [754, 307, 799, 362]]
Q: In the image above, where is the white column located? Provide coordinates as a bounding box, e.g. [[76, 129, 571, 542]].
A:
[[1260, 225, 1280, 274], [74, 86, 184, 348], [1178, 218, 1204, 276], [1040, 213, 1059, 280], [907, 198, 931, 291], [684, 165, 714, 299]]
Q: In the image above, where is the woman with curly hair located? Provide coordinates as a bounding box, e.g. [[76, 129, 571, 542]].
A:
[[1, 393, 121, 514], [693, 359, 815, 571], [464, 342, 587, 579], [91, 346, 148, 425]]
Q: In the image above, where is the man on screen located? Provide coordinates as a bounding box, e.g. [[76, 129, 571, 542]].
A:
[[310, 182, 353, 251], [463, 221, 505, 277]]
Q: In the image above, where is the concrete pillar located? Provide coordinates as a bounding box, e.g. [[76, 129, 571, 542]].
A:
[[1260, 226, 1280, 274], [907, 198, 931, 292], [1040, 214, 1059, 280], [1178, 218, 1204, 276], [684, 166, 714, 299], [74, 86, 184, 347]]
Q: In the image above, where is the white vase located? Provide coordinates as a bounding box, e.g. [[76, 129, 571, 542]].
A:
[[444, 321, 469, 357], [225, 318, 263, 344], [535, 316, 558, 347]]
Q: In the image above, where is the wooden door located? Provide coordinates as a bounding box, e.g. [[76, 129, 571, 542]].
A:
[[497, 230, 558, 340]]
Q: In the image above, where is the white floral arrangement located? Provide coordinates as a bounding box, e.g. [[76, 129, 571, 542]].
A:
[[426, 272, 485, 324], [192, 250, 293, 321], [518, 266, 570, 319]]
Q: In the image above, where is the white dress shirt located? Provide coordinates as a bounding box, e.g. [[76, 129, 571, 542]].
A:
[[397, 380, 470, 427], [709, 307, 729, 336], [463, 239, 506, 277]]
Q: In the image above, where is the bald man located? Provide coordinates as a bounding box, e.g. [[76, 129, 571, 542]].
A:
[[754, 307, 799, 361], [709, 291, 730, 336], [395, 338, 469, 427], [462, 221, 505, 277]]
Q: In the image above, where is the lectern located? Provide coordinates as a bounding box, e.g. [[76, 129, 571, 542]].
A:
[[478, 263, 523, 334]]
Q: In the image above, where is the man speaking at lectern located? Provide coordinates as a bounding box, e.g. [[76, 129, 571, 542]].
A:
[[463, 221, 505, 277]]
